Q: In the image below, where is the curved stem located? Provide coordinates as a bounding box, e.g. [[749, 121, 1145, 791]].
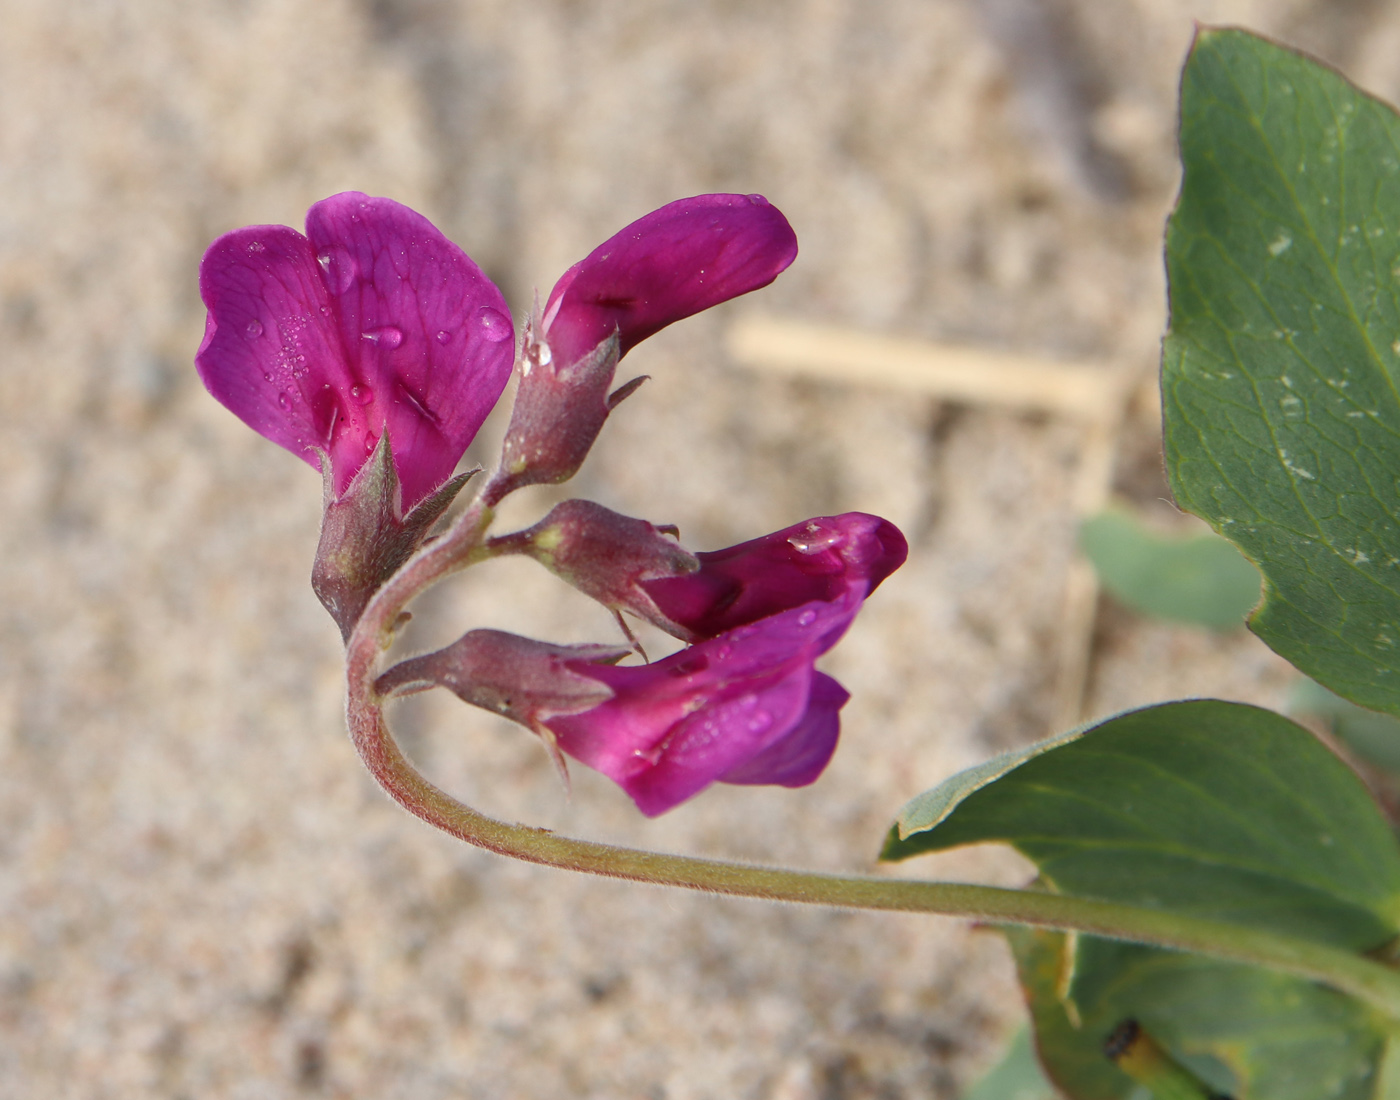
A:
[[344, 500, 1400, 1025]]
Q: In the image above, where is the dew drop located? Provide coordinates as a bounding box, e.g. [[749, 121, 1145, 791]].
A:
[[746, 194, 766, 205], [362, 325, 404, 349], [797, 609, 817, 627], [316, 247, 357, 293], [277, 392, 290, 409], [435, 329, 452, 345], [788, 521, 843, 554], [476, 306, 511, 342], [350, 384, 374, 405], [245, 319, 264, 338], [262, 371, 274, 382], [365, 435, 377, 454], [715, 643, 733, 660], [746, 711, 773, 734], [247, 240, 265, 253]]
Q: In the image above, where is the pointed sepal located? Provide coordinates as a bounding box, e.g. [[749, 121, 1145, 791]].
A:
[[376, 629, 629, 724], [486, 329, 622, 504], [311, 432, 474, 641], [496, 499, 700, 633]]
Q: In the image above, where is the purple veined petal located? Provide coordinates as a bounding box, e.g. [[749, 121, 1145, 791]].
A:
[[622, 661, 815, 816], [196, 225, 348, 474], [721, 673, 849, 788], [553, 648, 816, 817], [197, 195, 515, 512], [643, 513, 908, 639], [305, 193, 515, 508], [542, 193, 798, 368], [549, 595, 860, 816]]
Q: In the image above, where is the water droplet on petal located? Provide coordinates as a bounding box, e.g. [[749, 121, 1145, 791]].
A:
[[365, 435, 377, 454], [476, 306, 511, 342], [362, 326, 403, 349], [435, 329, 452, 345], [747, 194, 766, 205], [350, 384, 374, 405], [316, 247, 357, 293], [247, 240, 265, 253], [797, 609, 817, 627], [715, 643, 733, 660], [746, 711, 773, 734], [262, 371, 274, 382], [245, 319, 263, 338], [788, 520, 844, 554], [277, 392, 290, 409]]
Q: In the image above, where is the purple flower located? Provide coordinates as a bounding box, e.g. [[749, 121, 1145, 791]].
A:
[[541, 193, 799, 370], [196, 192, 514, 511], [379, 513, 907, 815], [491, 194, 798, 500], [541, 514, 908, 815], [548, 594, 862, 816], [643, 513, 908, 640], [501, 499, 699, 621]]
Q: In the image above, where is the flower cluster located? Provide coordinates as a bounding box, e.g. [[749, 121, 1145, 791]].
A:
[[542, 512, 906, 815], [197, 191, 906, 815]]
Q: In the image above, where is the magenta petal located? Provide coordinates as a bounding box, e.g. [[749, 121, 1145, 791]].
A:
[[542, 193, 798, 368], [196, 225, 346, 474], [720, 673, 849, 788], [553, 651, 814, 817], [549, 596, 859, 816], [620, 662, 813, 815], [643, 513, 908, 639], [305, 193, 515, 507], [197, 193, 515, 510]]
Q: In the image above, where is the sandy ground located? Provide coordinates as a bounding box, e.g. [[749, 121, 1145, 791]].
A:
[[0, 1, 1382, 1096]]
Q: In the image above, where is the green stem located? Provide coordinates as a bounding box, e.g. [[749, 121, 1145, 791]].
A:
[[344, 496, 1400, 1026]]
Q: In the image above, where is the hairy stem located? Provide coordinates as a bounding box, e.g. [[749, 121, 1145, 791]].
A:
[[343, 496, 1400, 1025]]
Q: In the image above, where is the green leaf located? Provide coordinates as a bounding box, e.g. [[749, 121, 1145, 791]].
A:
[[1006, 925, 1386, 1100], [961, 1025, 1060, 1100], [1079, 511, 1260, 630], [885, 700, 1400, 1098], [885, 700, 1400, 947], [1163, 28, 1400, 714], [1007, 926, 1135, 1100], [1378, 1037, 1400, 1099], [1292, 676, 1400, 773]]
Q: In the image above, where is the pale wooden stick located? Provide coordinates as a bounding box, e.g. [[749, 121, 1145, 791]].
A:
[[727, 314, 1125, 423]]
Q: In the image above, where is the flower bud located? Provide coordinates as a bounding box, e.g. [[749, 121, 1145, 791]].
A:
[[377, 629, 630, 730], [500, 500, 699, 624], [641, 512, 908, 639]]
